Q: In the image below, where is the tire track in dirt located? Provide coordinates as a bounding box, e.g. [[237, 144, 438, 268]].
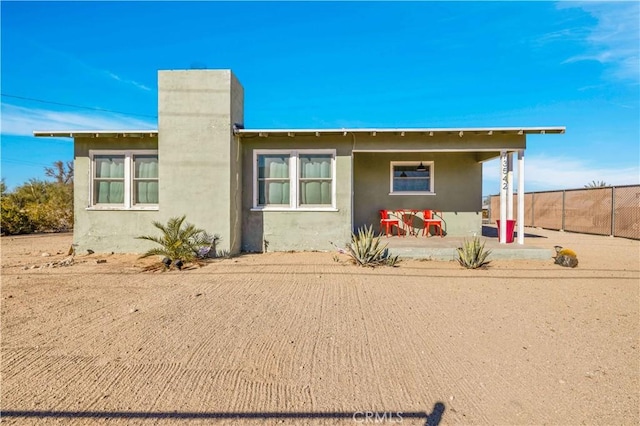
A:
[[2, 351, 98, 409], [220, 273, 318, 412], [1, 346, 56, 382], [340, 271, 475, 418], [358, 278, 493, 423], [2, 237, 637, 425], [400, 278, 535, 422]]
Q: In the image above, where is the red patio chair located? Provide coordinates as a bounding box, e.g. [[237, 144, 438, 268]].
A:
[[379, 210, 400, 237], [422, 210, 443, 237]]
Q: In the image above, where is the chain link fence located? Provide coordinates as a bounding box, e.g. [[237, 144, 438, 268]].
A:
[[489, 185, 640, 240]]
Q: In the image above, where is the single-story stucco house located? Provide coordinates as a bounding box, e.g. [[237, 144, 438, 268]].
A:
[[35, 69, 564, 254]]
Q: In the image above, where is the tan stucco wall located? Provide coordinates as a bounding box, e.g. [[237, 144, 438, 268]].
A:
[[241, 136, 353, 252], [73, 137, 161, 252], [70, 69, 529, 252], [349, 131, 526, 152], [158, 69, 243, 254], [73, 69, 244, 254], [229, 74, 244, 254], [353, 151, 483, 237], [239, 132, 521, 250], [346, 131, 524, 237]]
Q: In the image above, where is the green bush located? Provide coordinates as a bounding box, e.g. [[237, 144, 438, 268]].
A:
[[346, 225, 399, 267], [1, 197, 34, 235], [457, 237, 491, 269], [0, 163, 74, 236]]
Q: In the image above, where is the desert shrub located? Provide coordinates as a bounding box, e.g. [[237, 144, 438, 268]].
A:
[[137, 215, 213, 270], [1, 196, 34, 235], [457, 237, 492, 269], [0, 163, 74, 235], [346, 225, 399, 267]]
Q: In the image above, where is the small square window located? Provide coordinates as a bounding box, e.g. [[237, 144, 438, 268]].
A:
[[390, 162, 434, 194]]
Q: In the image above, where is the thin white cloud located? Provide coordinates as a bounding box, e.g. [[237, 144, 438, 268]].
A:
[[1, 103, 157, 137], [105, 71, 151, 92], [559, 1, 640, 83], [483, 154, 640, 192], [32, 42, 153, 92]]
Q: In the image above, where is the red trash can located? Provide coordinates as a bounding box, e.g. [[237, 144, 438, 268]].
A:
[[496, 220, 516, 243]]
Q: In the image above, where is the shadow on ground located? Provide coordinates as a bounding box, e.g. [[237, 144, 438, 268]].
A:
[[3, 404, 446, 425], [482, 225, 547, 239]]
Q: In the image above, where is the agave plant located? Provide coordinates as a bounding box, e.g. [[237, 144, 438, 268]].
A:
[[346, 225, 399, 267], [457, 237, 491, 269], [137, 215, 211, 270]]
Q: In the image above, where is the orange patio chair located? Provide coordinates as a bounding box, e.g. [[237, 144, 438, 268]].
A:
[[422, 210, 443, 237], [379, 209, 400, 237]]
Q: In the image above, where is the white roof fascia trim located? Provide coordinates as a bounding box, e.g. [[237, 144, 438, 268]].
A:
[[33, 130, 159, 138], [236, 126, 565, 134], [352, 148, 525, 153]]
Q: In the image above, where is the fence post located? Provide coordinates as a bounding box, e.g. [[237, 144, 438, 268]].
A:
[[611, 186, 615, 237], [561, 190, 566, 231], [531, 192, 535, 227]]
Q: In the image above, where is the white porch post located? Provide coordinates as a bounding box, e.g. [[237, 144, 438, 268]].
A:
[[507, 153, 514, 220], [517, 149, 525, 245], [499, 150, 508, 244]]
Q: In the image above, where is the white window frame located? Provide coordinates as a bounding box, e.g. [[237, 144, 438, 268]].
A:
[[88, 149, 159, 210], [252, 149, 337, 211], [389, 161, 435, 195]]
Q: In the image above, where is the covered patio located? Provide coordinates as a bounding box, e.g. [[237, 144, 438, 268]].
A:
[[382, 225, 554, 260], [350, 127, 565, 246]]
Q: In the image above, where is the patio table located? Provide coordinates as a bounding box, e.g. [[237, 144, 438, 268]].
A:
[[394, 209, 419, 236]]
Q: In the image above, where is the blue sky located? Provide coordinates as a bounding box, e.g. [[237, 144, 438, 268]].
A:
[[1, 1, 639, 195]]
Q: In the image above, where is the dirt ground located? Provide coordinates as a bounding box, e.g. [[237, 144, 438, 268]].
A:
[[1, 230, 638, 425]]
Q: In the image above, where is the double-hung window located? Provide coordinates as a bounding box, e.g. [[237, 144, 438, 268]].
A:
[[390, 161, 434, 195], [90, 150, 158, 209], [254, 149, 336, 210]]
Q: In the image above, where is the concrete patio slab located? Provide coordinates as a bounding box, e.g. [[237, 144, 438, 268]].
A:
[[384, 225, 554, 260]]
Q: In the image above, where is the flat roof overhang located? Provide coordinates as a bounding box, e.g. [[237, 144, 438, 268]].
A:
[[33, 130, 158, 138], [33, 126, 565, 139], [235, 126, 565, 137]]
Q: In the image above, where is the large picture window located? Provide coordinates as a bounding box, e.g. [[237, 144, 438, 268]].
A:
[[254, 150, 336, 210], [390, 161, 434, 195], [90, 150, 158, 209]]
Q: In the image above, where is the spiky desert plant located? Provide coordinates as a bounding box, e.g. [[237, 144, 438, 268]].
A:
[[137, 215, 210, 269], [457, 237, 491, 269], [346, 225, 399, 267]]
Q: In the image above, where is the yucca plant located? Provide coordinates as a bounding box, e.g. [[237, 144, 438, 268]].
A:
[[137, 215, 211, 270], [457, 237, 491, 269], [346, 225, 399, 267]]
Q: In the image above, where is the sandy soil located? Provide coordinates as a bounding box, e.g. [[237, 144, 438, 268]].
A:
[[1, 231, 638, 425]]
